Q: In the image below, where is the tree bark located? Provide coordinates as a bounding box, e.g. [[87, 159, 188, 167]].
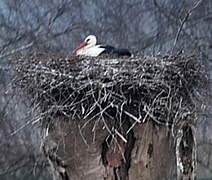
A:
[[129, 122, 176, 180], [42, 118, 196, 180]]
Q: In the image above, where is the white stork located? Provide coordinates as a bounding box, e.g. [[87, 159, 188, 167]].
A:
[[73, 35, 132, 57]]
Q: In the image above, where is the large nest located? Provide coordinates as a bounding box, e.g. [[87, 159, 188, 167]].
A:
[[13, 53, 206, 131]]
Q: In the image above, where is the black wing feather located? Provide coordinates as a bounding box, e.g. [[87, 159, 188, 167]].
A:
[[99, 45, 132, 57]]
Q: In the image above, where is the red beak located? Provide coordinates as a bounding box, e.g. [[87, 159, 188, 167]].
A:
[[73, 42, 87, 53]]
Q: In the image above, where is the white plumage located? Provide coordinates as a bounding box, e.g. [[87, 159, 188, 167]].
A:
[[74, 35, 132, 57]]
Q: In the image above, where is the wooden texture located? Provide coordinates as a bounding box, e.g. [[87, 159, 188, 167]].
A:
[[43, 119, 195, 180]]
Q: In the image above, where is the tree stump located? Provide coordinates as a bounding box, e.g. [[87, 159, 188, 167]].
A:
[[43, 117, 196, 180]]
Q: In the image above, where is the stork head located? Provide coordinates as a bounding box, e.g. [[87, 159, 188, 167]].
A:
[[74, 35, 97, 53]]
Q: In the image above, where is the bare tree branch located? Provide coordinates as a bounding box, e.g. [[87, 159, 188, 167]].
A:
[[172, 0, 204, 52]]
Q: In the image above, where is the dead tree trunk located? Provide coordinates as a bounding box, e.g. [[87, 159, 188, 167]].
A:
[[129, 122, 176, 180], [42, 117, 196, 180]]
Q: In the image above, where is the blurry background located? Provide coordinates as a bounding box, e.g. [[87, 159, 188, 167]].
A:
[[0, 0, 211, 179]]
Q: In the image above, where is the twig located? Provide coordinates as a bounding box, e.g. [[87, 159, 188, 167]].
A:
[[124, 110, 141, 123], [115, 129, 127, 143], [0, 25, 79, 59], [0, 42, 34, 59], [172, 0, 204, 52]]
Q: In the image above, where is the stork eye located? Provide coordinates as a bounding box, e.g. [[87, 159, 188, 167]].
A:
[[86, 38, 90, 42]]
